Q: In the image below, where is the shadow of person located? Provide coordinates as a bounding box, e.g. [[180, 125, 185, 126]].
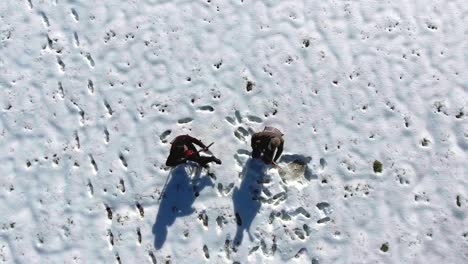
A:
[[153, 163, 213, 249], [232, 158, 267, 246]]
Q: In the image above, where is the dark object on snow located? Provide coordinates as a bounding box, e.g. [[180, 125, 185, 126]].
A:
[[251, 126, 284, 164], [380, 242, 389, 252], [165, 135, 221, 167], [373, 160, 383, 173]]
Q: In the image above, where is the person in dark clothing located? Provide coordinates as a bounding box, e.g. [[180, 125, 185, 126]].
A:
[[165, 134, 222, 167], [251, 126, 284, 164]]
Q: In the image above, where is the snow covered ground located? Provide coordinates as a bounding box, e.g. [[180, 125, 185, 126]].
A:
[[0, 0, 467, 263]]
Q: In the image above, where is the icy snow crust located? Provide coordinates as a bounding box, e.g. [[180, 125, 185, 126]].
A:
[[0, 0, 467, 263]]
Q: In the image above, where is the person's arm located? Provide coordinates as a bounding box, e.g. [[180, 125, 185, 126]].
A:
[[166, 142, 187, 166], [186, 135, 207, 149], [273, 140, 284, 162], [166, 155, 186, 166]]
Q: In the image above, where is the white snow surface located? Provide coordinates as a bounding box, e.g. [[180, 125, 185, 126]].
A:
[[0, 0, 467, 263]]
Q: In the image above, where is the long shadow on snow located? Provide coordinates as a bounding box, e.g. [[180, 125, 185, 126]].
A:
[[153, 164, 213, 249], [232, 158, 267, 245]]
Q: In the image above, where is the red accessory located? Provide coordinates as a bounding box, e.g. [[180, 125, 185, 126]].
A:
[[184, 149, 194, 157]]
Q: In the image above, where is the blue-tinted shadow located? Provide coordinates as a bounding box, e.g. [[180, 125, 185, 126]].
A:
[[153, 164, 213, 249], [232, 158, 267, 245]]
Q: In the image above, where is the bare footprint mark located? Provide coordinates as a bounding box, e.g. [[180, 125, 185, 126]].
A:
[[57, 56, 65, 72], [234, 110, 242, 123], [198, 212, 208, 227], [225, 116, 236, 125], [223, 239, 232, 258], [46, 35, 53, 49], [87, 180, 93, 196], [136, 227, 141, 244], [148, 251, 157, 264], [272, 192, 287, 205], [260, 239, 267, 254], [40, 11, 49, 27], [279, 210, 291, 221], [74, 131, 80, 150], [217, 183, 234, 196], [294, 229, 306, 240], [247, 115, 262, 123], [225, 183, 234, 194], [456, 195, 462, 207], [136, 203, 144, 218], [178, 117, 193, 124], [74, 32, 80, 47], [160, 130, 171, 143], [203, 245, 210, 259], [317, 217, 330, 224], [84, 52, 95, 67], [233, 153, 243, 166], [107, 229, 114, 246], [78, 107, 85, 125], [119, 179, 126, 193], [236, 149, 250, 156], [87, 79, 94, 94], [70, 8, 79, 21], [105, 204, 113, 220], [234, 127, 249, 141], [104, 128, 109, 143], [58, 82, 65, 99], [104, 101, 113, 116], [295, 248, 307, 258], [316, 202, 330, 211], [216, 215, 226, 228], [249, 245, 259, 255], [319, 158, 327, 170], [198, 105, 214, 112], [119, 153, 128, 168], [303, 224, 311, 236], [292, 207, 311, 218], [89, 154, 98, 174]]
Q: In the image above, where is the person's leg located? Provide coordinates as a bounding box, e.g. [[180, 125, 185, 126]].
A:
[[251, 144, 262, 159], [262, 147, 275, 164]]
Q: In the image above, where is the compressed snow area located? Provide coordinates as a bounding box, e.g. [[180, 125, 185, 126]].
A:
[[0, 0, 467, 263]]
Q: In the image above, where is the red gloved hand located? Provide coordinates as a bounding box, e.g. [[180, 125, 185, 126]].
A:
[[184, 149, 194, 158]]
